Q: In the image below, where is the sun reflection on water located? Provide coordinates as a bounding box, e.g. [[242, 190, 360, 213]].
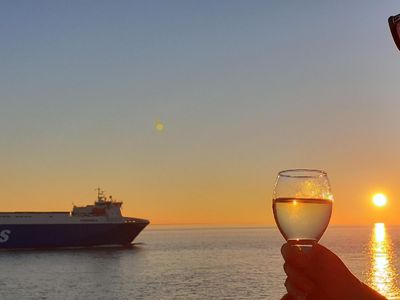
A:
[[367, 223, 400, 299]]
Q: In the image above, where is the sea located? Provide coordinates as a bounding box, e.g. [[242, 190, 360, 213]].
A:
[[1, 225, 399, 300]]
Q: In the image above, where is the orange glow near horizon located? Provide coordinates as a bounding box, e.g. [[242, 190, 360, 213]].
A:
[[0, 169, 399, 225]]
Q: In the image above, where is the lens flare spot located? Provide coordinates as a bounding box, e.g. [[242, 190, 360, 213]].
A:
[[155, 120, 165, 132]]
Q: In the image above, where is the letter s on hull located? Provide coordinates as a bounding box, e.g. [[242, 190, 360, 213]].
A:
[[0, 230, 11, 243]]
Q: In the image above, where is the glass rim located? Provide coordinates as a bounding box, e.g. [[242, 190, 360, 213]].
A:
[[278, 169, 327, 178]]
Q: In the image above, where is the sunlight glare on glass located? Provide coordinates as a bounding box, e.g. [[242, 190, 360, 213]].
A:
[[373, 193, 387, 207]]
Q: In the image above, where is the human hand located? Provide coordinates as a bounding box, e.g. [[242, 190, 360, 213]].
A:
[[280, 243, 387, 300]]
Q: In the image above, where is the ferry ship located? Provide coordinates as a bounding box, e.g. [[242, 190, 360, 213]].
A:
[[0, 189, 150, 249]]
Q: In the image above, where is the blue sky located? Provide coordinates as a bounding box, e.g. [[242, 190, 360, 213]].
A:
[[1, 1, 400, 224]]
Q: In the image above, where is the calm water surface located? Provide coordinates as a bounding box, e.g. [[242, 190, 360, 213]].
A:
[[0, 225, 399, 299]]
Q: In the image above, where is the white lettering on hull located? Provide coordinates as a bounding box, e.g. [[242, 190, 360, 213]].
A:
[[0, 230, 11, 243]]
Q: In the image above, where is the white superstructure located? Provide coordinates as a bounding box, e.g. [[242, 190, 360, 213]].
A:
[[0, 189, 138, 225]]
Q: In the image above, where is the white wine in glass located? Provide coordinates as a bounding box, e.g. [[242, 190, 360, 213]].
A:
[[272, 169, 333, 245]]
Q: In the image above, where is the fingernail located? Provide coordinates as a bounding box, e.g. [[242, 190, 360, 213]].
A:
[[293, 245, 302, 251]]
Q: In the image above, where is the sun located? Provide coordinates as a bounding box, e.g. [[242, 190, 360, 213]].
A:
[[373, 193, 387, 207]]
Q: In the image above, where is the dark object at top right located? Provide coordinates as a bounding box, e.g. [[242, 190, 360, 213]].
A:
[[388, 14, 400, 51]]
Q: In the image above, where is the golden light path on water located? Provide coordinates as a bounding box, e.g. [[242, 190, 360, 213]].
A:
[[367, 223, 400, 299]]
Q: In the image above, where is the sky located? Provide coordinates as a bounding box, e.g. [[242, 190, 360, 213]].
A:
[[1, 1, 400, 225]]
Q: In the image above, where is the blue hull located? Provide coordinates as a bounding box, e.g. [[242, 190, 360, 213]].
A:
[[0, 222, 149, 249]]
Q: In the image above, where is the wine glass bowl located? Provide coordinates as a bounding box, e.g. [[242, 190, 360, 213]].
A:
[[272, 169, 333, 246]]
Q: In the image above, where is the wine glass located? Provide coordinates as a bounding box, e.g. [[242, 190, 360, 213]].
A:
[[272, 169, 333, 246]]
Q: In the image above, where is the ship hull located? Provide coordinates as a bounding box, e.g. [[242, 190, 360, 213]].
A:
[[0, 222, 149, 249]]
